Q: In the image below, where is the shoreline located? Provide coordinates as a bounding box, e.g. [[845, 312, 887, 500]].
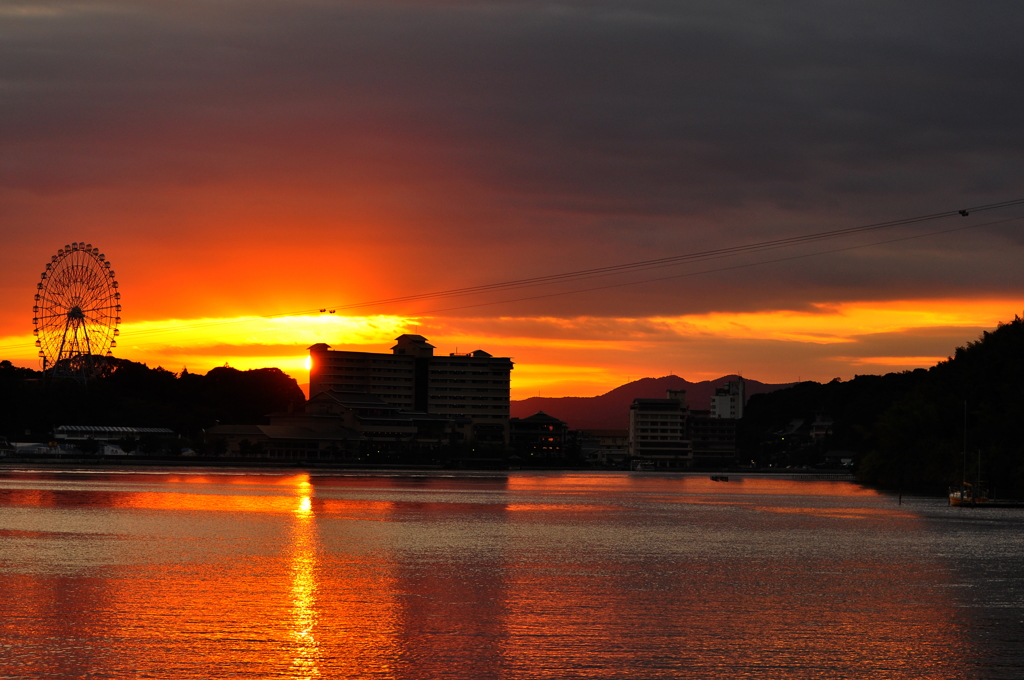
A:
[[0, 456, 856, 480]]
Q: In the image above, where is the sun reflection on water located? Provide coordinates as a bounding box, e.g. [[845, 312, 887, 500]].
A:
[[1, 472, 1009, 679], [289, 483, 320, 678]]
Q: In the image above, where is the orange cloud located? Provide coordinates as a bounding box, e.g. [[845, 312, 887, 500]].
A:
[[840, 356, 948, 367], [654, 298, 1024, 344], [2, 297, 1021, 399]]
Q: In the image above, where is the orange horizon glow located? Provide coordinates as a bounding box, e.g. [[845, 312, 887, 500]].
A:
[[1, 296, 1021, 398]]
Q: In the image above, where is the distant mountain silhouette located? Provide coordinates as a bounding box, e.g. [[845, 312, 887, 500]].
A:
[[511, 375, 793, 430]]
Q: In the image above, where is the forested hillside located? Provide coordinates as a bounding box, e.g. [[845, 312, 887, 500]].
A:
[[0, 358, 305, 445], [742, 316, 1024, 496]]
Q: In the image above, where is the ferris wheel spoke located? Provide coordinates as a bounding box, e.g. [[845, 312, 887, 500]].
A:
[[82, 316, 115, 330], [86, 278, 110, 290], [80, 289, 112, 306], [81, 318, 115, 328], [38, 291, 68, 307], [45, 295, 75, 312], [80, 310, 119, 320]]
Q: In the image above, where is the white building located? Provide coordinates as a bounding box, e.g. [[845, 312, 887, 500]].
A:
[[628, 389, 692, 468], [710, 378, 745, 419]]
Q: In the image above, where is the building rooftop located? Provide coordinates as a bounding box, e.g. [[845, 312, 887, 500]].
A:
[[55, 425, 176, 438], [511, 411, 567, 425], [630, 398, 686, 406], [206, 423, 361, 441], [392, 334, 436, 356]]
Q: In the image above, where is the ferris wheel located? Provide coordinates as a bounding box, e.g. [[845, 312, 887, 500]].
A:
[[33, 242, 121, 378]]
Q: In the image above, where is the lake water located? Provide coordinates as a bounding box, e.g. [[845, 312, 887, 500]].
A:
[[1, 469, 1022, 679]]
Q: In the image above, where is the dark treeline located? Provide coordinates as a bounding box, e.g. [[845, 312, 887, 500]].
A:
[[741, 315, 1024, 496], [6, 318, 1024, 489], [0, 358, 305, 449]]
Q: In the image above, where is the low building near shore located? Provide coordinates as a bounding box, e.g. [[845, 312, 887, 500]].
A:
[[53, 425, 178, 455], [54, 425, 177, 442], [688, 410, 738, 467], [627, 390, 739, 469], [510, 411, 569, 459], [203, 422, 358, 459], [578, 429, 629, 467]]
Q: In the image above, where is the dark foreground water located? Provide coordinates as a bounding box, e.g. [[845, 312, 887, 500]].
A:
[[1, 470, 1022, 679]]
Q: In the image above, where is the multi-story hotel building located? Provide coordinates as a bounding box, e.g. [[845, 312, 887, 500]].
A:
[[308, 335, 513, 443], [710, 378, 745, 419], [628, 389, 693, 468]]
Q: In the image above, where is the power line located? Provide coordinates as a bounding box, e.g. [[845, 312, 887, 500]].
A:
[[119, 197, 1024, 338], [416, 215, 1024, 314], [283, 198, 1024, 314], [1, 198, 1022, 354], [92, 213, 1024, 351]]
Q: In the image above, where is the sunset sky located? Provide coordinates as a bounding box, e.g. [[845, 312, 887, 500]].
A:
[[2, 0, 1023, 399]]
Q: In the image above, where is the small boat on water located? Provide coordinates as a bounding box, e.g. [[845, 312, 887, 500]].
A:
[[949, 482, 989, 507], [710, 475, 729, 482], [946, 403, 1024, 507], [949, 482, 1024, 508]]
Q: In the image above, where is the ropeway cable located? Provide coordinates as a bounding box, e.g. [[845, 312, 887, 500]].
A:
[[0, 198, 1021, 352]]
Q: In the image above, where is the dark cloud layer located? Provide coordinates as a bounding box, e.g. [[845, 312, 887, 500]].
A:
[[2, 0, 1024, 320]]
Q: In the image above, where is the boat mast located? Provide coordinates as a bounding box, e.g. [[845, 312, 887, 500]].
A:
[[977, 445, 982, 494], [963, 400, 967, 500]]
